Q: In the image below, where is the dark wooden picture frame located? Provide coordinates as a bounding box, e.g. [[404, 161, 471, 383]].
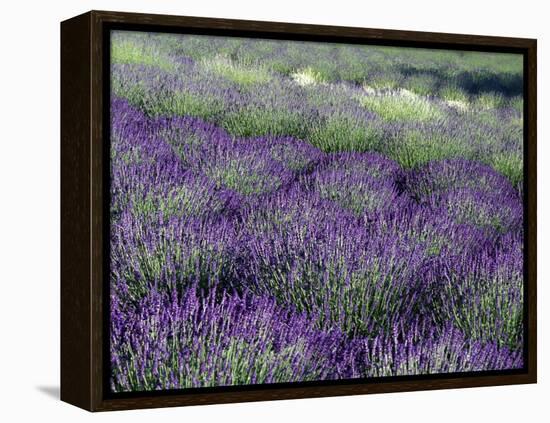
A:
[[61, 10, 537, 412]]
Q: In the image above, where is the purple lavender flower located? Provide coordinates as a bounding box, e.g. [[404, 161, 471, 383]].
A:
[[297, 151, 407, 220], [347, 319, 523, 378], [431, 187, 523, 235], [404, 158, 519, 201], [235, 185, 427, 337], [110, 284, 350, 391], [424, 232, 524, 351], [260, 135, 325, 173], [109, 31, 525, 391], [315, 151, 403, 181]]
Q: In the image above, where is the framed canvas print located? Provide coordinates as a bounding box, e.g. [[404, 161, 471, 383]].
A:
[[60, 10, 537, 411]]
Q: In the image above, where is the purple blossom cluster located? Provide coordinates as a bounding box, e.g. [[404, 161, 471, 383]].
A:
[[109, 33, 524, 393]]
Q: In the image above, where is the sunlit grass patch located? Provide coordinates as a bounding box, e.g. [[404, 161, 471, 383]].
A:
[[290, 67, 326, 86], [201, 54, 272, 85], [474, 92, 506, 110], [361, 84, 378, 95], [309, 115, 383, 153], [112, 41, 173, 71], [489, 151, 523, 189], [445, 99, 470, 112], [357, 93, 443, 123], [440, 85, 470, 111], [440, 85, 469, 103]]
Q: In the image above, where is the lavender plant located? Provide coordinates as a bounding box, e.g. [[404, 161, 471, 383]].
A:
[[110, 284, 350, 391], [109, 31, 525, 392], [236, 186, 427, 337]]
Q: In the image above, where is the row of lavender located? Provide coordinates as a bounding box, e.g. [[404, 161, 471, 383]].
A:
[[110, 96, 523, 392], [111, 34, 523, 190]]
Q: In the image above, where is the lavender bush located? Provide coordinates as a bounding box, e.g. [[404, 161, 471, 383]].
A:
[[109, 31, 524, 392]]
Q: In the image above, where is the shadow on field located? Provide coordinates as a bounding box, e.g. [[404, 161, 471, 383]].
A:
[[396, 64, 523, 97]]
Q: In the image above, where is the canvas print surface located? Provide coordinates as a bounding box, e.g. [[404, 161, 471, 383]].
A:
[[109, 30, 524, 393]]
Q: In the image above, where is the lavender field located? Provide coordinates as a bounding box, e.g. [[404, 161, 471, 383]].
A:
[[109, 31, 524, 393]]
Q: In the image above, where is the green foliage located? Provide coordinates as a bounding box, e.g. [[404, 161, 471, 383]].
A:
[[315, 182, 385, 216], [206, 163, 281, 195], [384, 130, 468, 169], [222, 107, 309, 139], [112, 40, 173, 70], [402, 74, 438, 96], [113, 78, 226, 121], [156, 92, 226, 120], [490, 151, 523, 189], [309, 115, 383, 153], [357, 93, 443, 122], [251, 249, 411, 337], [112, 77, 148, 107], [291, 67, 326, 86], [436, 267, 523, 350], [509, 96, 524, 114], [446, 197, 505, 232], [475, 92, 506, 110], [111, 31, 524, 189], [201, 55, 272, 86], [131, 187, 214, 219], [440, 85, 470, 103], [366, 71, 403, 90]]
